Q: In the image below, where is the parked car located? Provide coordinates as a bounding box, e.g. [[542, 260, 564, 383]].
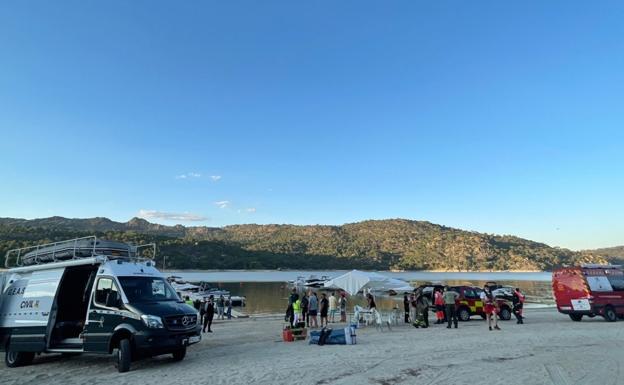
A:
[[552, 264, 624, 322], [449, 285, 513, 322], [415, 284, 513, 321], [485, 282, 515, 301], [413, 283, 445, 309]]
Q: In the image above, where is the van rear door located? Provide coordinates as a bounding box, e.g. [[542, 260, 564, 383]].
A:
[[1, 268, 65, 352], [553, 269, 591, 312]]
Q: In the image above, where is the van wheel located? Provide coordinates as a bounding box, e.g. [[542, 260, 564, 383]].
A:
[[5, 350, 35, 368], [458, 307, 471, 322], [499, 307, 512, 321], [569, 314, 583, 322], [604, 306, 617, 322], [172, 347, 186, 361], [116, 338, 132, 373]]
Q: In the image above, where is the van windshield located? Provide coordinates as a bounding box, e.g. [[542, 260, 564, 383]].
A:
[[118, 277, 180, 303]]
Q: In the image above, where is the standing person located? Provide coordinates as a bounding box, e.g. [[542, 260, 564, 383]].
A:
[[226, 295, 232, 320], [443, 286, 459, 329], [329, 292, 338, 323], [415, 289, 429, 328], [403, 294, 410, 323], [301, 292, 309, 327], [366, 293, 376, 310], [199, 297, 206, 326], [286, 288, 298, 326], [512, 288, 525, 324], [411, 288, 427, 328], [481, 285, 500, 331], [339, 292, 347, 323], [202, 295, 215, 333], [434, 288, 445, 324], [184, 296, 194, 307], [216, 295, 225, 320], [292, 296, 302, 325], [320, 293, 329, 327], [409, 293, 418, 324], [308, 292, 319, 328]]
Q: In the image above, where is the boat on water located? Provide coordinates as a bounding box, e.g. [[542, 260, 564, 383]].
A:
[[287, 275, 306, 286], [166, 276, 246, 306], [304, 275, 331, 287], [287, 274, 332, 288]]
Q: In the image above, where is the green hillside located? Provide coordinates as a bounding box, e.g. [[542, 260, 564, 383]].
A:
[[0, 217, 607, 271]]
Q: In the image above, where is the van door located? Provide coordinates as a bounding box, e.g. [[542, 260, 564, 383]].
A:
[[83, 277, 123, 353], [2, 269, 64, 353]]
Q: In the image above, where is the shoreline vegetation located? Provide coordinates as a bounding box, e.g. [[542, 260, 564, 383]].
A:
[[0, 216, 613, 271]]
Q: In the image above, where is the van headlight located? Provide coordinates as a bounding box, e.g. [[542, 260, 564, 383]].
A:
[[141, 314, 164, 328]]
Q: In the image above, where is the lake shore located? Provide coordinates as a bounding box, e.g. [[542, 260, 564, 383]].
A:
[[5, 308, 620, 385], [166, 270, 553, 283]]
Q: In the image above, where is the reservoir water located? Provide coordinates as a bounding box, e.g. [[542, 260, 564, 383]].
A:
[[167, 270, 553, 315]]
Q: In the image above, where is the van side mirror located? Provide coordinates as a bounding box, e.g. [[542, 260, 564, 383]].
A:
[[106, 292, 121, 308]]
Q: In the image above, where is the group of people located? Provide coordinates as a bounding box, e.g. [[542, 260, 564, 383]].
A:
[[185, 294, 234, 334], [403, 285, 526, 331], [286, 289, 348, 328]]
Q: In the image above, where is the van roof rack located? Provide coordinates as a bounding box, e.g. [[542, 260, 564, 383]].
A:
[[580, 263, 622, 269], [4, 236, 156, 268]]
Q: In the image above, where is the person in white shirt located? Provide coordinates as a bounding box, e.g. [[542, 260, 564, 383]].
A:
[[328, 292, 338, 323]]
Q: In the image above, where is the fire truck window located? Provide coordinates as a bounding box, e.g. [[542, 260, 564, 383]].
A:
[[464, 289, 478, 299], [606, 275, 624, 291]]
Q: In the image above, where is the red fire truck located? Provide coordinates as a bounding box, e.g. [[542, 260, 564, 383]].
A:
[[552, 264, 624, 322]]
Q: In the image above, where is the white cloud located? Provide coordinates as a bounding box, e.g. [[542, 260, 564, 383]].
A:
[[214, 200, 230, 209], [246, 207, 257, 213], [175, 172, 202, 180], [210, 175, 222, 182], [138, 209, 208, 222]]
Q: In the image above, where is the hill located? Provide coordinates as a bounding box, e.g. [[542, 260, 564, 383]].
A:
[[0, 216, 607, 271], [583, 246, 624, 265]]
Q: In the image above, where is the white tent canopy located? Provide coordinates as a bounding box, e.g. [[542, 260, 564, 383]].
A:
[[323, 270, 413, 296]]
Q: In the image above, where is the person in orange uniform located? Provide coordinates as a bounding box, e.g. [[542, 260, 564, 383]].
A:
[[434, 288, 445, 324]]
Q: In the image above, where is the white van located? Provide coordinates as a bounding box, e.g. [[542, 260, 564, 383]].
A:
[[0, 236, 201, 372]]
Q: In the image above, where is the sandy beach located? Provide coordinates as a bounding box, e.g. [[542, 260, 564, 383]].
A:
[[4, 308, 622, 385]]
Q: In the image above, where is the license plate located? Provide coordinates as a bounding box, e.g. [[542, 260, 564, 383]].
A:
[[571, 299, 591, 311], [189, 335, 201, 344]]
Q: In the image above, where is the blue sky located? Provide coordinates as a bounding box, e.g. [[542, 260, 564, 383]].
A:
[[1, 1, 623, 250]]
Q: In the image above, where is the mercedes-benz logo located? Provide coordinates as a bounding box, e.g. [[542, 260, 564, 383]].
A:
[[181, 316, 190, 326]]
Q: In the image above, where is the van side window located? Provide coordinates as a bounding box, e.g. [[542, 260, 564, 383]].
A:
[[607, 274, 624, 291], [94, 278, 120, 307]]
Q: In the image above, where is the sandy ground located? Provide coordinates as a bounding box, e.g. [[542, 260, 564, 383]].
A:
[[4, 308, 623, 385]]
